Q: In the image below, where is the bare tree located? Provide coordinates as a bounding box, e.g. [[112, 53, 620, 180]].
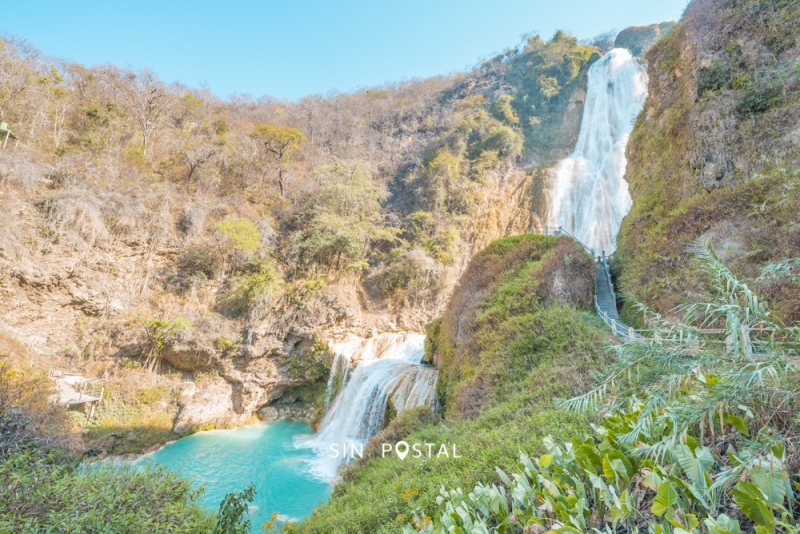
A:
[[182, 144, 216, 181], [112, 68, 169, 156]]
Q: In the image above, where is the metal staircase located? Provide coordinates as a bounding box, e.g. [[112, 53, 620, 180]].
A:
[[530, 226, 637, 342]]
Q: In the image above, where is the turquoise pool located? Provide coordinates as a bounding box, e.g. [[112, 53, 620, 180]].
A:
[[139, 420, 332, 529]]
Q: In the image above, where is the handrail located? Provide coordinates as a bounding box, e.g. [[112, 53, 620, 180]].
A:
[[528, 227, 790, 344], [529, 226, 593, 256], [531, 225, 634, 342]]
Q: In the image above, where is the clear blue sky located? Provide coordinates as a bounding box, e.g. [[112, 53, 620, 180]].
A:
[[3, 0, 688, 101]]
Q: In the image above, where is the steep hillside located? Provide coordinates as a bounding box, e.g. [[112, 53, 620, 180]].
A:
[[616, 0, 800, 321], [299, 234, 609, 533], [0, 31, 599, 450]]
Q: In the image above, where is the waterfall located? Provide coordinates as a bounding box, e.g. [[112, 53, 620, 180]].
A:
[[299, 333, 437, 481], [548, 48, 648, 255]]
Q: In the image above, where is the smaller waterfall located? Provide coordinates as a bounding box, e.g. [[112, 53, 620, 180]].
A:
[[548, 48, 648, 254], [300, 333, 437, 481]]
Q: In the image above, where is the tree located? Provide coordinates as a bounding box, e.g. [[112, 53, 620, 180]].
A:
[[113, 68, 169, 156], [288, 161, 397, 273], [249, 123, 306, 196], [182, 144, 216, 181], [215, 216, 262, 272]]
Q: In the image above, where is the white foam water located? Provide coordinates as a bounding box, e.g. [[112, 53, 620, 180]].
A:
[[548, 48, 648, 254], [299, 333, 436, 481]]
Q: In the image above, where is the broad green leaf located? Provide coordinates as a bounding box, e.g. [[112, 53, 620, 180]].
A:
[[749, 465, 787, 507], [642, 469, 664, 491], [539, 454, 554, 468], [733, 481, 774, 529], [703, 514, 741, 534], [723, 412, 749, 436], [576, 445, 603, 472], [495, 467, 511, 486], [651, 481, 679, 517], [610, 489, 633, 523], [602, 456, 617, 481], [675, 444, 714, 489], [770, 443, 785, 461], [606, 449, 635, 478]]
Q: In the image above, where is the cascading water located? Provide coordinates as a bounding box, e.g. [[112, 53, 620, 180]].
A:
[[548, 48, 648, 255], [300, 333, 437, 481]]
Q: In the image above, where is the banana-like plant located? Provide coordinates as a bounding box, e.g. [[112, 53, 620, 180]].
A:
[[401, 247, 799, 533]]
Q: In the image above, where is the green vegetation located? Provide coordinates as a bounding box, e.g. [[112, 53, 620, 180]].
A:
[[141, 315, 193, 372], [616, 0, 800, 325], [81, 374, 184, 455], [504, 31, 598, 154], [0, 358, 263, 532], [214, 483, 256, 534], [618, 164, 800, 323], [300, 235, 609, 532], [1, 451, 215, 532], [288, 161, 397, 275], [396, 247, 800, 533], [220, 257, 279, 318], [249, 124, 307, 196], [216, 216, 263, 259]]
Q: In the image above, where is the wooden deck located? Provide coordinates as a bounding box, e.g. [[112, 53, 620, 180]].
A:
[[51, 372, 104, 406]]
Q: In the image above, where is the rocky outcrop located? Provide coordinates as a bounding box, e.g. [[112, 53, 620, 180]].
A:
[[159, 328, 319, 431], [259, 402, 316, 422], [615, 23, 675, 57], [173, 377, 237, 433]]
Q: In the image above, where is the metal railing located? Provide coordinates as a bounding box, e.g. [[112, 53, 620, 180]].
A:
[[530, 225, 636, 342]]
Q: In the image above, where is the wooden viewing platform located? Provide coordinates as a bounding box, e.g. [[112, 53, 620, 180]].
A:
[[47, 369, 105, 419], [51, 372, 104, 405]]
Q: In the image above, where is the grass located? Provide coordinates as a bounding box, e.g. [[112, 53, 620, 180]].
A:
[[616, 164, 800, 325], [76, 372, 186, 455]]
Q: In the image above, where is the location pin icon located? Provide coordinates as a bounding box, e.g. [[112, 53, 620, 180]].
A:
[[395, 441, 409, 460]]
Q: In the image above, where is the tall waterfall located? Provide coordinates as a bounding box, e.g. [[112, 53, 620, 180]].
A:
[[548, 48, 648, 254], [299, 333, 437, 481]]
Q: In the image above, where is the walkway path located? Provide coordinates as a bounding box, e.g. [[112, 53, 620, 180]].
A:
[[531, 226, 637, 341]]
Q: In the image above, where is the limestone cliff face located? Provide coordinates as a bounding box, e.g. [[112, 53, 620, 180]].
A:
[[616, 0, 800, 319]]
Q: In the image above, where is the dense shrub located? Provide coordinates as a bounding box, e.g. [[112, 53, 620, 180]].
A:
[[697, 60, 732, 96], [288, 161, 396, 274], [219, 257, 279, 318], [0, 361, 70, 460], [0, 452, 215, 533], [735, 79, 784, 114], [179, 246, 217, 278]]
